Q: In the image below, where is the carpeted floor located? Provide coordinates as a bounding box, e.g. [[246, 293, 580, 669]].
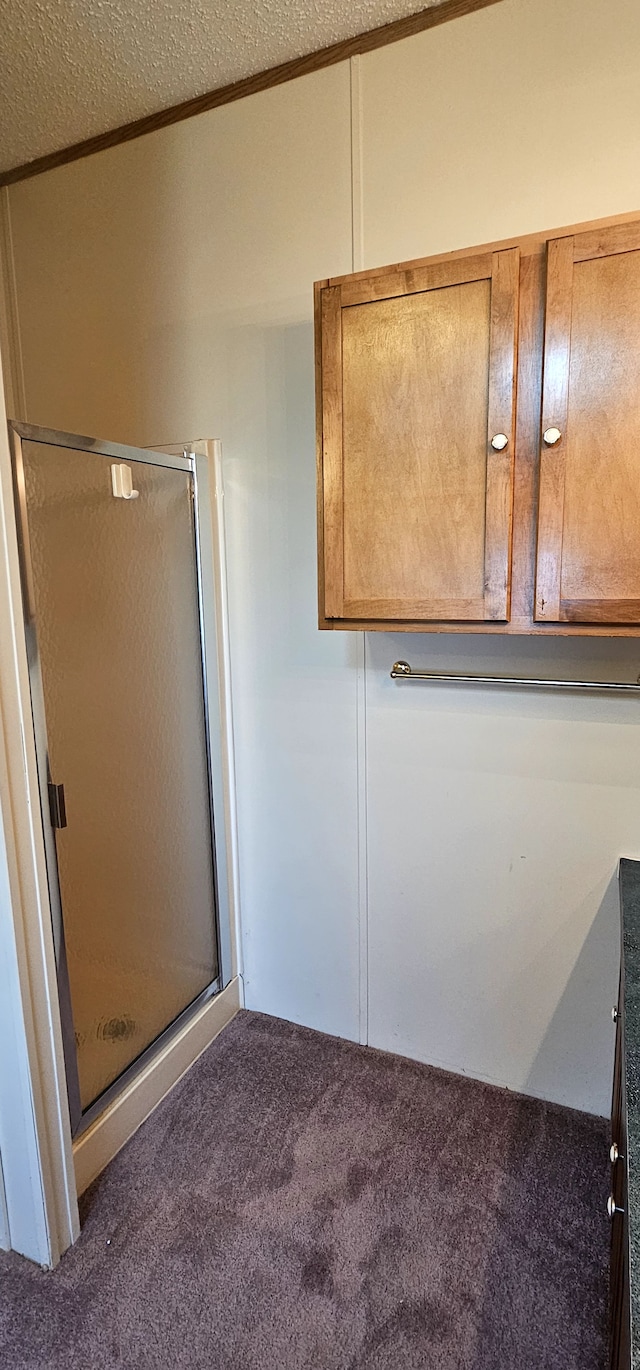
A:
[[0, 1010, 610, 1369]]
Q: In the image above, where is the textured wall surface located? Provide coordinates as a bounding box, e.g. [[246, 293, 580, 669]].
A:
[[0, 0, 445, 171]]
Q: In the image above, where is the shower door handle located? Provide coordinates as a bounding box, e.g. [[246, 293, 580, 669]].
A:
[[48, 781, 67, 829]]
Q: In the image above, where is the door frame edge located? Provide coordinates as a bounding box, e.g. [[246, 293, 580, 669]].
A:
[[0, 419, 78, 1267], [151, 438, 242, 987]]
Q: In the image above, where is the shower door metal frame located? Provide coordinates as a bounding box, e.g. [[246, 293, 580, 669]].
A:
[[9, 421, 233, 1137]]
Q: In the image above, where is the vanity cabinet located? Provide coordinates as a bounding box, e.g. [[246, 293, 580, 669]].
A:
[[611, 858, 638, 1370], [610, 988, 630, 1370], [315, 212, 640, 636]]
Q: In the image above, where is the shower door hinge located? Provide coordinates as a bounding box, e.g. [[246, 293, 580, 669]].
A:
[[48, 782, 67, 830]]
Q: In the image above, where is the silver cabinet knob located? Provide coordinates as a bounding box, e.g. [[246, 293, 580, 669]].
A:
[[543, 427, 562, 446], [610, 1143, 620, 1164], [608, 1194, 624, 1219], [490, 433, 509, 451], [612, 1006, 619, 1023]]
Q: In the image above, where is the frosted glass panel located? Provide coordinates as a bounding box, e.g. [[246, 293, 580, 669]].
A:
[[22, 441, 218, 1112]]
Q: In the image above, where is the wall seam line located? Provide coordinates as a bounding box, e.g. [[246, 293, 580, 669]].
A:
[[350, 55, 369, 1047], [350, 56, 365, 276]]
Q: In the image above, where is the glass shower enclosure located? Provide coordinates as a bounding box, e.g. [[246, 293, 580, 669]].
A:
[[10, 422, 226, 1134]]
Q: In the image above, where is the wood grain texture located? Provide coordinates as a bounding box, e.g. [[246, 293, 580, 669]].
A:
[[509, 250, 545, 627], [534, 235, 574, 621], [340, 274, 492, 620], [324, 250, 518, 624], [560, 599, 640, 624], [484, 248, 519, 620], [321, 287, 345, 618], [316, 209, 640, 636], [559, 248, 640, 619], [339, 254, 492, 307], [343, 597, 484, 618], [574, 219, 640, 263], [319, 617, 640, 636], [315, 280, 329, 628], [0, 0, 504, 188]]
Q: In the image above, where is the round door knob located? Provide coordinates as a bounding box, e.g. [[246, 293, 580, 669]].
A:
[[543, 427, 562, 446], [610, 1143, 620, 1164], [490, 433, 509, 451], [612, 1006, 619, 1023], [608, 1194, 623, 1219]]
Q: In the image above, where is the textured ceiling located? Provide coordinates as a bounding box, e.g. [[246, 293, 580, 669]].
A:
[[0, 0, 447, 173]]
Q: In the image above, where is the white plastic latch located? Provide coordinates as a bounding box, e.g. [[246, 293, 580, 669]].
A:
[[111, 464, 139, 500]]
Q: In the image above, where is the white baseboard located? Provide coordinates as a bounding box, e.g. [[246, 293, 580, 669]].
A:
[[73, 976, 242, 1196]]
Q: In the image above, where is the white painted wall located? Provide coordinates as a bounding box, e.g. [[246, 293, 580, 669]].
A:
[[360, 0, 640, 265], [3, 0, 640, 1116], [366, 634, 633, 1113]]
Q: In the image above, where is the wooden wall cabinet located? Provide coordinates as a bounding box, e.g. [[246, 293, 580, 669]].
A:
[[315, 212, 640, 636]]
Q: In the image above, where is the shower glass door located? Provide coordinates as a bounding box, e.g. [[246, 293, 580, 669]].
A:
[[13, 427, 220, 1128]]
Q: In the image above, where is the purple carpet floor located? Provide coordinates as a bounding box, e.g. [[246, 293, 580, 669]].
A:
[[0, 1010, 610, 1368]]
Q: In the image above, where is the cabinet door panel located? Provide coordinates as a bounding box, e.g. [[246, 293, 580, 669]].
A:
[[536, 227, 640, 623], [321, 248, 519, 622]]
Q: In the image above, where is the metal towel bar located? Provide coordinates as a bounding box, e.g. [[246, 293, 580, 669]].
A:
[[390, 660, 640, 694]]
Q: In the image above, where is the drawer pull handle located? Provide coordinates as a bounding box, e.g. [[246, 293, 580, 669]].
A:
[[612, 1006, 619, 1023], [490, 433, 509, 451], [608, 1195, 624, 1219]]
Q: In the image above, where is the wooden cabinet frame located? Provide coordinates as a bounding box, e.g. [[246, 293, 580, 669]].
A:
[[321, 251, 519, 623], [316, 209, 640, 636], [536, 221, 640, 625]]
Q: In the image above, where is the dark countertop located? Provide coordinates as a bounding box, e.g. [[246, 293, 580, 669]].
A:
[[620, 858, 640, 1364]]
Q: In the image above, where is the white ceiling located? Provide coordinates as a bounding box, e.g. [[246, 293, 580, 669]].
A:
[[0, 0, 447, 173]]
